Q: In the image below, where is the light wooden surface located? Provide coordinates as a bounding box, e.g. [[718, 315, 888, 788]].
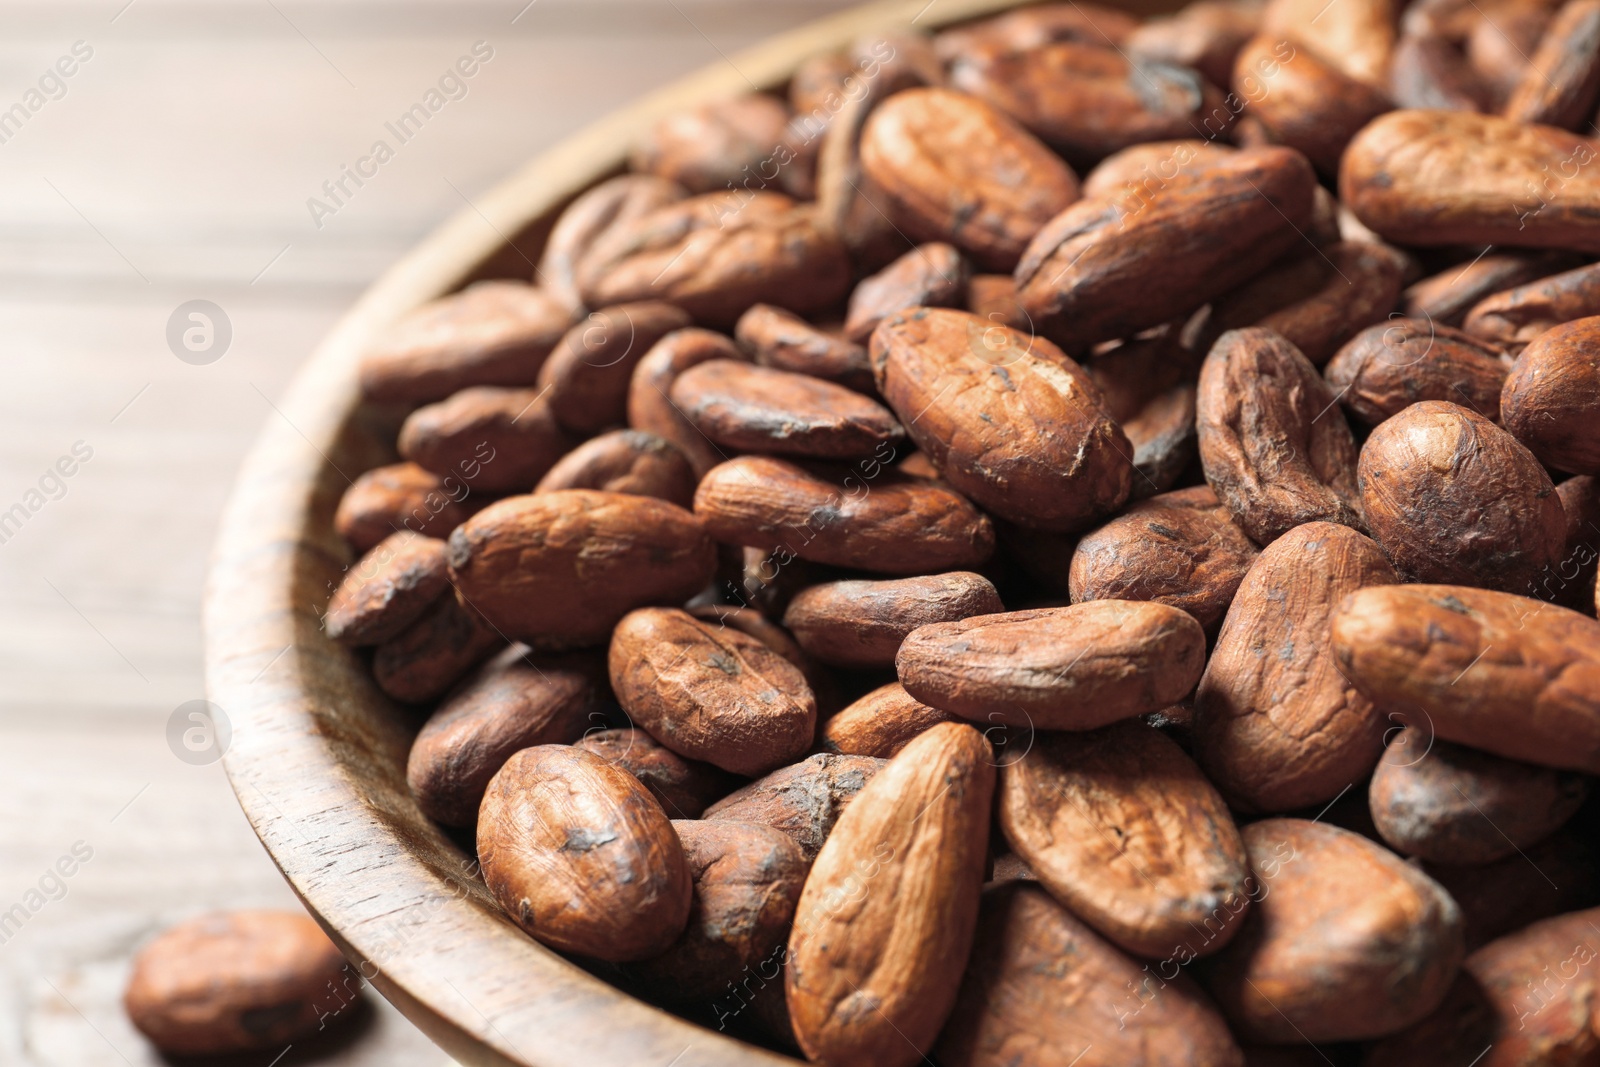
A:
[[0, 3, 865, 1064]]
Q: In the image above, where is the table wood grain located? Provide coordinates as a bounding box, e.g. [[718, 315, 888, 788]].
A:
[[0, 3, 859, 1063]]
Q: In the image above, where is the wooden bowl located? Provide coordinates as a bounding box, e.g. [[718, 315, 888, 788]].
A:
[[204, 1, 1173, 1063]]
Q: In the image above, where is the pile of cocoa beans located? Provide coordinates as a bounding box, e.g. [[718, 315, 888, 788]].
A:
[[325, 1, 1600, 1063]]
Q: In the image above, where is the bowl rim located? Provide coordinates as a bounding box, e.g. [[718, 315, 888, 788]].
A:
[[202, 1, 1026, 1064]]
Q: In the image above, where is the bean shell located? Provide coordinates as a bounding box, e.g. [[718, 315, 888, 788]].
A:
[[783, 572, 1005, 668], [1501, 315, 1600, 474], [324, 531, 449, 646], [533, 429, 697, 508], [704, 752, 886, 862]]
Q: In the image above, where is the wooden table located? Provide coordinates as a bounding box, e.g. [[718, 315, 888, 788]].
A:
[[0, 3, 858, 1063]]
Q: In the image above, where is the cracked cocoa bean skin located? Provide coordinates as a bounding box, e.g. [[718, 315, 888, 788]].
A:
[[820, 682, 959, 758], [734, 304, 873, 392], [406, 645, 603, 827], [693, 455, 996, 575], [333, 462, 479, 553], [1368, 727, 1589, 864], [371, 593, 503, 705], [1502, 0, 1600, 130], [532, 429, 697, 509], [358, 281, 575, 404], [536, 174, 686, 314], [398, 386, 575, 493], [608, 607, 816, 777], [1203, 819, 1464, 1044], [627, 327, 746, 478], [1403, 249, 1585, 326], [844, 242, 970, 344], [446, 490, 717, 648], [1205, 241, 1407, 366], [1068, 485, 1260, 635], [669, 360, 905, 460], [703, 751, 886, 862], [1366, 906, 1600, 1067], [1462, 261, 1600, 353], [1015, 147, 1317, 352], [537, 301, 694, 435], [1357, 400, 1565, 593], [574, 728, 736, 820], [1124, 382, 1199, 500], [936, 882, 1245, 1067], [1197, 328, 1365, 545], [630, 93, 808, 198], [999, 721, 1252, 960], [1342, 110, 1600, 251], [1229, 34, 1392, 176], [859, 87, 1080, 271], [949, 39, 1227, 169], [1192, 522, 1396, 813], [123, 911, 351, 1055], [786, 723, 994, 1067], [477, 745, 691, 962], [1324, 319, 1507, 427], [897, 600, 1207, 730], [1331, 584, 1600, 772], [1501, 315, 1600, 474], [629, 820, 808, 1004], [870, 307, 1132, 533], [574, 191, 850, 328], [782, 571, 1005, 668], [324, 531, 449, 646]]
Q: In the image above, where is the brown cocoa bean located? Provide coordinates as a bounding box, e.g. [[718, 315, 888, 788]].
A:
[[446, 490, 717, 647], [786, 723, 994, 1067], [870, 307, 1132, 532], [1130, 0, 1262, 88], [333, 461, 478, 553], [1368, 727, 1588, 863], [964, 273, 1030, 330], [533, 428, 696, 508], [1357, 400, 1564, 592], [734, 304, 873, 392], [1230, 35, 1392, 176], [937, 882, 1244, 1067], [669, 359, 905, 460], [537, 301, 693, 434], [1324, 318, 1508, 426], [324, 530, 449, 646], [575, 192, 850, 328], [397, 386, 574, 493], [859, 87, 1080, 271], [693, 455, 995, 574], [782, 571, 1004, 668], [573, 727, 735, 819], [820, 682, 958, 759], [123, 911, 350, 1055], [703, 751, 887, 862], [631, 94, 810, 198], [1015, 147, 1317, 351], [1551, 473, 1600, 610], [1426, 828, 1600, 949], [1501, 315, 1600, 473], [1342, 109, 1600, 251], [843, 242, 970, 344], [477, 745, 691, 961], [1502, 0, 1600, 129], [1068, 485, 1260, 635], [608, 607, 815, 777], [1263, 0, 1397, 87], [1403, 248, 1583, 326], [1388, 32, 1492, 111], [897, 600, 1207, 730], [1202, 818, 1464, 1043], [1197, 328, 1365, 544], [1463, 260, 1600, 352], [359, 282, 573, 404], [1331, 583, 1600, 771], [1192, 522, 1397, 812], [371, 593, 503, 704], [999, 721, 1252, 959], [406, 646, 601, 826], [934, 3, 1140, 60], [627, 327, 746, 478], [536, 174, 685, 313]]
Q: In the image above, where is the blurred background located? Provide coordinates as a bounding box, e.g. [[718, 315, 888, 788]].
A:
[[0, 2, 857, 1063]]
